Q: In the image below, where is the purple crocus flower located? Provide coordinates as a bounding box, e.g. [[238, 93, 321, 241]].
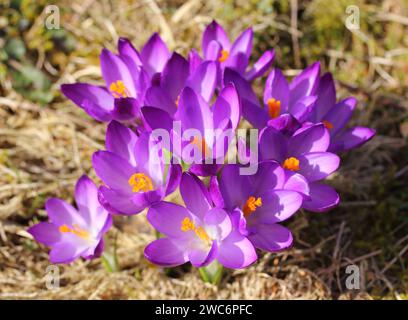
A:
[[144, 172, 257, 269], [143, 55, 218, 118], [92, 121, 181, 215], [306, 73, 376, 152], [214, 161, 304, 252], [142, 84, 241, 176], [224, 63, 320, 129], [202, 20, 275, 81], [28, 175, 112, 264], [259, 123, 340, 212], [61, 34, 171, 123]]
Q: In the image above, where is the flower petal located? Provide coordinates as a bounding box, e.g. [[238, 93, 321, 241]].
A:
[[187, 61, 217, 103], [106, 120, 138, 166], [144, 238, 188, 267], [298, 152, 340, 182], [45, 198, 83, 227], [289, 62, 320, 107], [263, 67, 290, 111], [230, 27, 253, 60], [218, 231, 257, 269], [180, 172, 212, 219], [204, 208, 232, 241], [212, 83, 241, 130], [249, 224, 293, 252], [161, 52, 189, 101], [259, 126, 287, 163], [202, 20, 230, 58], [329, 126, 376, 152], [140, 33, 170, 76], [28, 222, 61, 246], [302, 182, 339, 212], [289, 123, 330, 155], [245, 49, 275, 81]]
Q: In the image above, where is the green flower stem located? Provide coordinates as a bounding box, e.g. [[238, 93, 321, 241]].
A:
[[198, 261, 223, 285]]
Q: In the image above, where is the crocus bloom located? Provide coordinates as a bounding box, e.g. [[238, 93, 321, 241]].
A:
[[28, 175, 112, 264], [144, 172, 257, 269], [214, 161, 304, 252], [306, 73, 376, 152], [224, 63, 320, 129], [92, 121, 181, 215], [61, 34, 172, 123], [142, 84, 241, 176], [259, 123, 341, 212], [202, 20, 275, 81], [144, 54, 218, 118]]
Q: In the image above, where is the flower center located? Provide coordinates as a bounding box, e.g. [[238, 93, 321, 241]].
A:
[[181, 217, 211, 243], [59, 223, 90, 240], [191, 136, 210, 158], [243, 196, 262, 217], [218, 49, 229, 63], [128, 173, 154, 193], [267, 98, 281, 119], [322, 120, 334, 129], [175, 95, 180, 107], [109, 80, 129, 98], [282, 157, 300, 171]]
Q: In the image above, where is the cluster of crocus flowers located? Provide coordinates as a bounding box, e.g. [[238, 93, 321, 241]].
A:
[[29, 20, 375, 271]]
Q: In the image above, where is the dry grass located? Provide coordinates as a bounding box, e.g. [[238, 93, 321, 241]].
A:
[[0, 0, 407, 300]]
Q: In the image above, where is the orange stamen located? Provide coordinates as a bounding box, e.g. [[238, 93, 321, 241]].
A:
[[322, 120, 334, 130], [128, 173, 154, 193], [109, 80, 129, 98], [218, 49, 229, 63], [243, 196, 262, 217], [282, 157, 300, 171], [267, 98, 281, 119], [180, 217, 210, 243], [59, 224, 90, 239]]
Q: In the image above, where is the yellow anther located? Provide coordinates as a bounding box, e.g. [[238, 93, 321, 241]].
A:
[[128, 173, 154, 193], [175, 95, 180, 107], [109, 80, 129, 98], [322, 120, 334, 130], [282, 157, 300, 171], [243, 196, 262, 217], [180, 217, 211, 243], [59, 224, 90, 240], [191, 136, 210, 158], [267, 98, 281, 119], [218, 49, 229, 63]]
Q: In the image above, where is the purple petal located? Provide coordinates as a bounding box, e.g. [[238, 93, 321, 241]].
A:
[[165, 164, 182, 196], [100, 48, 136, 97], [212, 83, 241, 130], [289, 95, 317, 123], [203, 208, 232, 241], [106, 120, 138, 166], [284, 171, 310, 196], [45, 198, 82, 227], [209, 176, 225, 208], [92, 151, 134, 193], [289, 62, 320, 107], [140, 33, 170, 76], [230, 27, 253, 59], [188, 49, 202, 73], [311, 72, 336, 121], [263, 68, 290, 111], [330, 126, 376, 153], [61, 83, 114, 122], [202, 20, 230, 58], [218, 164, 250, 210], [224, 52, 249, 74], [298, 152, 340, 182], [249, 160, 285, 193], [188, 241, 217, 267], [302, 182, 339, 212], [248, 190, 302, 224], [245, 49, 275, 81], [224, 68, 259, 105], [147, 201, 193, 239], [189, 164, 223, 177], [289, 123, 330, 155], [187, 61, 217, 102], [141, 106, 174, 132], [180, 172, 212, 219], [161, 52, 189, 101], [249, 224, 293, 252], [218, 231, 257, 269], [204, 40, 222, 61], [177, 86, 213, 134], [144, 86, 177, 115], [259, 126, 287, 162], [144, 238, 188, 267], [28, 222, 61, 246], [111, 97, 141, 121], [323, 97, 356, 137], [118, 37, 142, 66], [49, 242, 84, 264], [99, 186, 147, 215], [241, 98, 269, 129]]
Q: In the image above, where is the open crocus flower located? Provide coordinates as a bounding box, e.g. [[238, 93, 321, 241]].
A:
[[61, 34, 172, 123], [214, 161, 304, 252], [259, 123, 340, 212], [202, 20, 275, 81], [224, 63, 320, 129], [306, 73, 376, 153], [143, 54, 218, 118], [144, 172, 257, 269], [92, 121, 181, 215], [142, 84, 241, 176], [28, 176, 112, 264]]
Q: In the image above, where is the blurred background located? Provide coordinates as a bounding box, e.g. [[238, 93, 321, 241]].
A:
[[0, 0, 407, 299]]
